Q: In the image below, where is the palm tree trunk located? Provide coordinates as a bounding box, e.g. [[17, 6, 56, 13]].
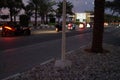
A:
[[35, 5, 38, 28], [91, 0, 105, 53], [10, 8, 13, 22], [45, 15, 48, 24], [41, 15, 45, 24], [58, 17, 60, 23], [14, 15, 16, 22]]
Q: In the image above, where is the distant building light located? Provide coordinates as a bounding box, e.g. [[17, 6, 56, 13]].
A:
[[68, 15, 75, 17], [88, 15, 94, 17]]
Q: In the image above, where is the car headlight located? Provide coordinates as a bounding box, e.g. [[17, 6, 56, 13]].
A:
[[0, 26, 2, 30]]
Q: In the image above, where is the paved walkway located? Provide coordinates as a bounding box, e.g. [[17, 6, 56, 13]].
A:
[[2, 43, 120, 80]]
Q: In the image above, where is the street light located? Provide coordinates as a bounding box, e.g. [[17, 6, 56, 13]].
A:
[[61, 0, 66, 61]]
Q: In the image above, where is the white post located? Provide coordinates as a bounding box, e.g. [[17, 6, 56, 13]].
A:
[[62, 0, 66, 61], [54, 0, 71, 68]]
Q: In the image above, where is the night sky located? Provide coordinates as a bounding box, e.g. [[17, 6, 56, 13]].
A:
[[23, 0, 113, 13]]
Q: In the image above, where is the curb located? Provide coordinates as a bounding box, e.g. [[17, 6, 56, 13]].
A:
[[40, 58, 55, 65], [1, 58, 56, 80], [2, 73, 21, 80]]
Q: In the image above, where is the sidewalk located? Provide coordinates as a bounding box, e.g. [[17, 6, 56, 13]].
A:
[[2, 43, 120, 80]]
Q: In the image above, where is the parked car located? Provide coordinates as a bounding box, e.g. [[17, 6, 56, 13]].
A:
[[1, 22, 31, 37]]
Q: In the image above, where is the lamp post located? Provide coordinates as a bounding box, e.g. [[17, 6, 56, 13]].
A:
[[55, 0, 72, 68], [61, 0, 66, 61]]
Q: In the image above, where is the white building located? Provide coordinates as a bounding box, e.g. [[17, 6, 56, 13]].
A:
[[68, 12, 94, 23], [74, 12, 94, 23]]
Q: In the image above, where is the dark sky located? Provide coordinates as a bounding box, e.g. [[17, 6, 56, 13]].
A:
[[23, 0, 94, 12], [23, 0, 113, 13]]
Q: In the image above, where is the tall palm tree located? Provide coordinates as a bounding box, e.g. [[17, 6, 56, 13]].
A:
[[91, 0, 105, 53], [0, 0, 3, 10], [28, 0, 42, 27], [114, 0, 120, 14], [12, 0, 24, 22], [44, 1, 55, 24], [23, 3, 34, 22], [27, 0, 55, 26], [106, 0, 120, 15], [56, 1, 74, 23], [38, 0, 55, 24], [0, 1, 2, 20], [0, 0, 10, 21], [1, 0, 23, 22]]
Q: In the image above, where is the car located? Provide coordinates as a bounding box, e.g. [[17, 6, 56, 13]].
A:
[[55, 23, 62, 32], [79, 22, 85, 29], [1, 22, 31, 37], [67, 23, 76, 30], [0, 24, 2, 30], [0, 24, 3, 35]]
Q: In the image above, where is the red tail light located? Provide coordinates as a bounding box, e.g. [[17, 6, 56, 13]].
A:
[[4, 26, 15, 31]]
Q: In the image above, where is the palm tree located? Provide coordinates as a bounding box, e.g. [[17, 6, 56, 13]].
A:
[[114, 0, 120, 14], [0, 0, 3, 10], [12, 0, 24, 22], [106, 0, 120, 15], [27, 0, 55, 26], [23, 3, 34, 22], [38, 0, 55, 24], [1, 0, 23, 22], [0, 0, 7, 20], [28, 0, 43, 27], [56, 1, 74, 23], [91, 0, 105, 53]]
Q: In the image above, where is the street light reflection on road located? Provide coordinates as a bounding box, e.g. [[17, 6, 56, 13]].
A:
[[32, 30, 59, 34], [1, 37, 17, 42]]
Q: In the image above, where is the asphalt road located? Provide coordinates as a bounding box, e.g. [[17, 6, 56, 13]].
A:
[[103, 26, 120, 46], [0, 28, 92, 79], [0, 26, 120, 79], [0, 29, 91, 51]]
